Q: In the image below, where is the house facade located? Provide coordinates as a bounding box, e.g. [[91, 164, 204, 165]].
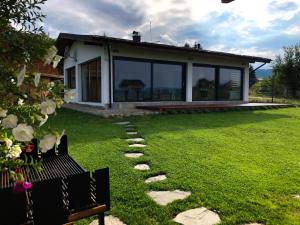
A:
[[56, 33, 271, 109]]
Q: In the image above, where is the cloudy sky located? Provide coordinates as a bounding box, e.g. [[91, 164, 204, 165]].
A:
[[42, 0, 300, 65]]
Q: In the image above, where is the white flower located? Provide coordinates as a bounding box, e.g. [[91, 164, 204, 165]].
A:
[[44, 46, 58, 65], [3, 137, 13, 149], [40, 100, 56, 115], [2, 114, 18, 128], [39, 114, 48, 127], [0, 107, 7, 117], [52, 55, 62, 68], [17, 65, 26, 87], [12, 123, 34, 142], [6, 145, 22, 158], [56, 130, 65, 146], [34, 72, 41, 87], [18, 98, 24, 106], [64, 90, 76, 103], [40, 134, 56, 153]]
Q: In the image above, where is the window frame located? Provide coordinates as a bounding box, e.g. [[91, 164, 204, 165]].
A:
[[192, 64, 217, 101], [113, 56, 186, 102], [80, 57, 101, 102], [193, 63, 244, 101], [66, 66, 76, 89]]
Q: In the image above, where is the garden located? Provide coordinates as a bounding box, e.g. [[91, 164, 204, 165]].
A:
[[51, 107, 300, 225]]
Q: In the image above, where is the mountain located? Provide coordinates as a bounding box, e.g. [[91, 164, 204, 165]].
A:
[[256, 69, 272, 78]]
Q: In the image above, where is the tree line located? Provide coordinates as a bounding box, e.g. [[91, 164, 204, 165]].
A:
[[250, 45, 300, 99]]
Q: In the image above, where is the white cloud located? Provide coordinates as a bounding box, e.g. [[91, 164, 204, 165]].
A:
[[42, 0, 300, 63]]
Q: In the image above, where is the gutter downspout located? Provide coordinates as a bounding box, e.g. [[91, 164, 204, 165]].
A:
[[107, 43, 112, 108], [253, 62, 267, 72]]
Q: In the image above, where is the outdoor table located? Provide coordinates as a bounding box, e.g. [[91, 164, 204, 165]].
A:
[[0, 135, 110, 225]]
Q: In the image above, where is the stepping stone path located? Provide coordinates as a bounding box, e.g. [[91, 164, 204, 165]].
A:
[[125, 138, 145, 142], [147, 190, 191, 206], [134, 164, 150, 171], [124, 152, 144, 158], [173, 207, 220, 225], [90, 215, 126, 225], [129, 143, 146, 148], [145, 174, 167, 183], [114, 121, 130, 125], [118, 121, 224, 225]]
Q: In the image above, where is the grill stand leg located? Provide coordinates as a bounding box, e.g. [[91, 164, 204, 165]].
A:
[[98, 212, 105, 225]]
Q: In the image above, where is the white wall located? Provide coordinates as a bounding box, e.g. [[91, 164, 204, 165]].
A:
[[64, 42, 109, 106], [64, 41, 250, 107], [243, 65, 249, 102]]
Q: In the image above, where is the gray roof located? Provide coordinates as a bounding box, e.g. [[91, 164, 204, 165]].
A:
[[56, 32, 271, 63]]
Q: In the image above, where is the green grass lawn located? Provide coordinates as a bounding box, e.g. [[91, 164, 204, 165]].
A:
[[49, 107, 300, 225]]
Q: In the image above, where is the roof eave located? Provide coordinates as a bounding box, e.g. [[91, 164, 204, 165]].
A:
[[56, 33, 272, 64]]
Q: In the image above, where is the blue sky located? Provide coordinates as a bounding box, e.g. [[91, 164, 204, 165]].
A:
[[42, 0, 300, 67]]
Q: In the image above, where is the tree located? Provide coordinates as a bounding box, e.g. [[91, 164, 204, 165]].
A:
[[249, 64, 258, 88], [250, 77, 272, 96], [0, 0, 73, 191], [272, 45, 300, 98]]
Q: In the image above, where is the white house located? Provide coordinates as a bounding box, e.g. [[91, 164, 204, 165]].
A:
[[56, 32, 271, 109]]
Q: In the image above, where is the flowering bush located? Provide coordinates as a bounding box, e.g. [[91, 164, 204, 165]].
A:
[[0, 0, 75, 191], [0, 45, 72, 191]]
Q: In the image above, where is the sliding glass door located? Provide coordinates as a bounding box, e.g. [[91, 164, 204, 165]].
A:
[[81, 58, 101, 102], [114, 59, 151, 102], [113, 57, 186, 102], [153, 63, 184, 101], [192, 66, 216, 101], [192, 64, 243, 101], [218, 68, 242, 100]]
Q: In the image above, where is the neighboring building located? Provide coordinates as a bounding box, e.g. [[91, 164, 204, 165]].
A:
[[56, 32, 271, 109], [33, 60, 64, 81]]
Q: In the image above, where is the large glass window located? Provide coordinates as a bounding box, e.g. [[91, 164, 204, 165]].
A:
[[81, 59, 101, 102], [67, 67, 76, 89], [192, 65, 243, 101], [114, 59, 151, 102], [218, 68, 242, 100], [192, 66, 215, 101], [153, 63, 184, 101], [113, 57, 185, 102]]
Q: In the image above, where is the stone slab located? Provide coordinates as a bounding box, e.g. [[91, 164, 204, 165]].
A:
[[114, 121, 130, 125], [125, 153, 144, 158], [145, 175, 167, 183], [90, 215, 126, 225], [125, 138, 145, 142], [134, 164, 150, 170], [292, 194, 300, 199], [125, 128, 137, 131], [147, 190, 191, 206], [126, 132, 138, 135], [243, 224, 264, 225], [173, 207, 221, 225], [129, 143, 146, 148]]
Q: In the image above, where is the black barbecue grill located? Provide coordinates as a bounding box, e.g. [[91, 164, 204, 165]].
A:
[[0, 135, 110, 225]]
